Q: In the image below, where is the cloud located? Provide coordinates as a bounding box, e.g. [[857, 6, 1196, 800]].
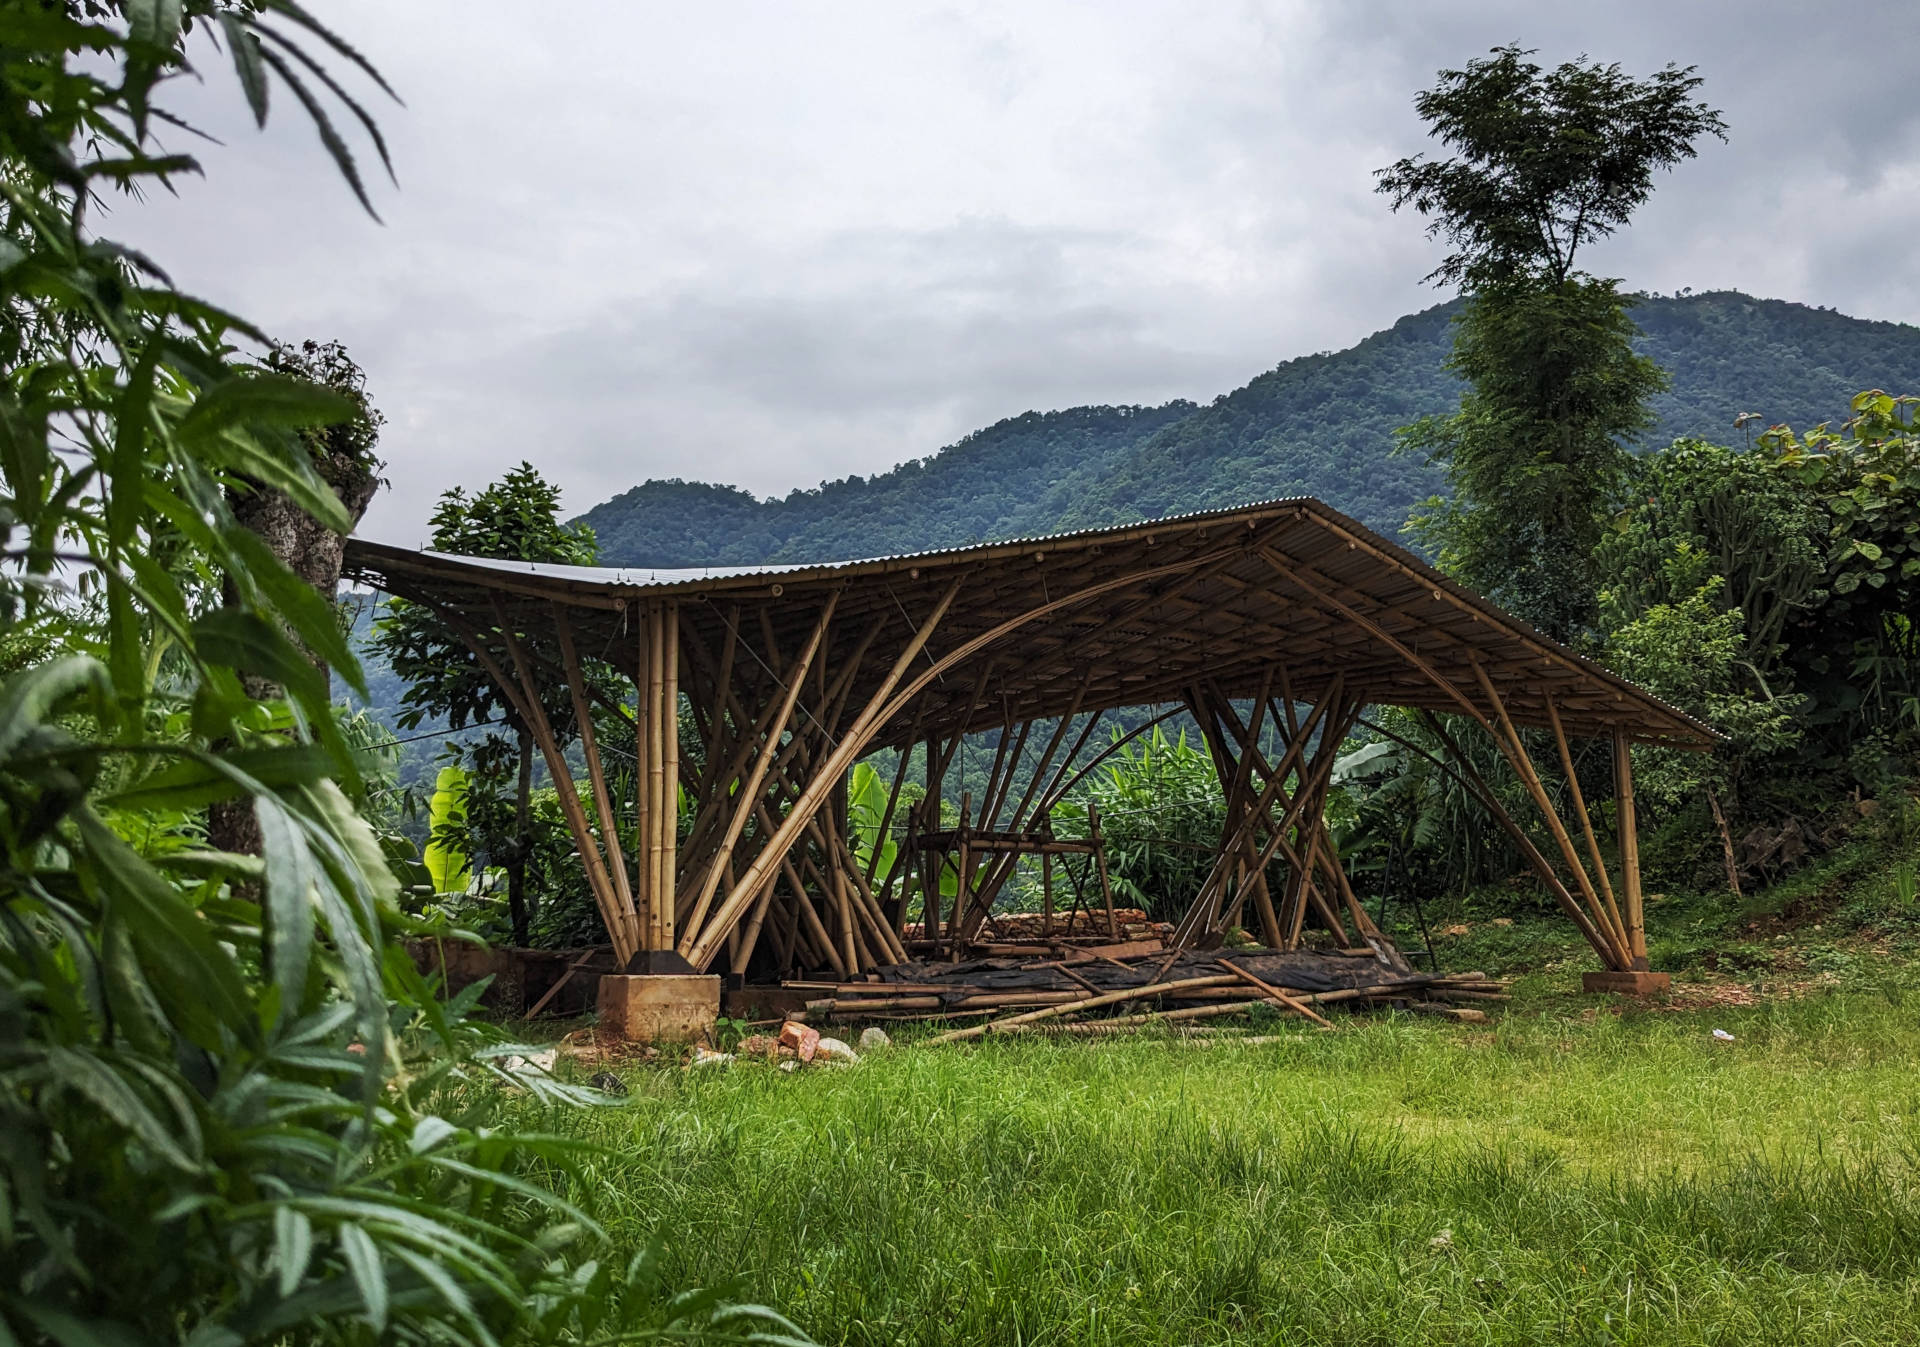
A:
[[119, 0, 1920, 546]]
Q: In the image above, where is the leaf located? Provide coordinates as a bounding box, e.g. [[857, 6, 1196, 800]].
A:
[[0, 657, 112, 761], [338, 1223, 388, 1333], [107, 338, 162, 549], [224, 528, 364, 693], [300, 779, 401, 909], [125, 0, 184, 50], [104, 744, 335, 811], [219, 15, 271, 127], [46, 1047, 199, 1172], [408, 1116, 458, 1155], [389, 1248, 479, 1334], [424, 766, 470, 896], [255, 794, 321, 1015], [275, 1207, 315, 1298], [261, 1, 403, 103], [75, 809, 255, 1050], [13, 1302, 150, 1347], [191, 607, 327, 706], [206, 427, 354, 535], [177, 372, 356, 440], [252, 45, 380, 219], [254, 22, 395, 184]]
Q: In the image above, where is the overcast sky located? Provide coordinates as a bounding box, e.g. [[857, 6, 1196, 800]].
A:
[[127, 1, 1920, 545]]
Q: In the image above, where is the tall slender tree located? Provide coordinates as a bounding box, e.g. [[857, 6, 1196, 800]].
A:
[[1378, 45, 1724, 640]]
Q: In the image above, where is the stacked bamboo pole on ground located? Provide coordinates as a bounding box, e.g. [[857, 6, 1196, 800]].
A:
[[784, 946, 1505, 1038]]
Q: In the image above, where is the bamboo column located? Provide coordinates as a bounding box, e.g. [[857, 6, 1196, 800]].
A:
[[1614, 730, 1648, 970], [631, 599, 680, 955]]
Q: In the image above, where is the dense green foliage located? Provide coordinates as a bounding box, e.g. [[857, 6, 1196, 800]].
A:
[[1405, 279, 1667, 636], [1599, 393, 1920, 812], [574, 293, 1920, 568], [0, 8, 801, 1345], [1057, 726, 1226, 923]]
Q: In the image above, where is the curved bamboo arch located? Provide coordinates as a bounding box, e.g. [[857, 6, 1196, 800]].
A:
[[680, 547, 1238, 967]]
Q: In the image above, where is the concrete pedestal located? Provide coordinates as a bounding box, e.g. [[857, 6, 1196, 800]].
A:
[[1581, 970, 1671, 996], [597, 973, 720, 1043]]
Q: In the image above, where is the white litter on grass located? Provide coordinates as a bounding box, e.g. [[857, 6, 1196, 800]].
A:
[[778, 1060, 799, 1073], [813, 1036, 860, 1064], [690, 1046, 735, 1068], [500, 1049, 558, 1074], [1712, 1028, 1736, 1042]]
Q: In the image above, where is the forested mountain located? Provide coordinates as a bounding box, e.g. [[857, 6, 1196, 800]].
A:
[[578, 291, 1920, 563]]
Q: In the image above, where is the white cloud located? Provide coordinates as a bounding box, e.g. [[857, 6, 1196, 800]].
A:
[[120, 0, 1920, 546]]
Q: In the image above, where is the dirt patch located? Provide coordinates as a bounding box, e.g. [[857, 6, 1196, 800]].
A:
[[552, 1025, 665, 1068]]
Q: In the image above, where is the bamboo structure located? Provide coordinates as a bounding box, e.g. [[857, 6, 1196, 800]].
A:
[[346, 497, 1717, 981]]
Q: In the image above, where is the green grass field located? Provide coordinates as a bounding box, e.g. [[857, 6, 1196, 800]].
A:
[[509, 989, 1919, 1345], [498, 842, 1920, 1345]]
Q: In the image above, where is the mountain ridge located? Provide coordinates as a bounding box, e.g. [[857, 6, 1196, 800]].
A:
[[579, 289, 1920, 564]]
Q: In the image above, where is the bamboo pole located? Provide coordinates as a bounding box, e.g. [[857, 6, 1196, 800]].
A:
[[1469, 659, 1630, 967], [553, 612, 639, 953], [644, 601, 667, 949], [662, 601, 680, 943], [1614, 729, 1648, 969], [475, 600, 635, 966], [1544, 692, 1628, 958], [1213, 958, 1334, 1028], [678, 593, 839, 946], [1174, 676, 1343, 945], [1415, 711, 1616, 961], [683, 577, 963, 968], [921, 973, 1242, 1045]]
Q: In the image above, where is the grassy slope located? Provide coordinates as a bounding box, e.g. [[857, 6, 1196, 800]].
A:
[[515, 845, 1920, 1346]]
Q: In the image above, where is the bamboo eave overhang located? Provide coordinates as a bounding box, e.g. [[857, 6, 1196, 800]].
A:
[[343, 496, 1721, 750]]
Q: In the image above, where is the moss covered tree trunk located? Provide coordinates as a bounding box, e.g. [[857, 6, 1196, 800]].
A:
[[208, 342, 384, 858]]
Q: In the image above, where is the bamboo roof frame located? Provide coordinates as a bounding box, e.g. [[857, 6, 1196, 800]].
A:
[[344, 496, 1718, 981], [345, 496, 1717, 751]]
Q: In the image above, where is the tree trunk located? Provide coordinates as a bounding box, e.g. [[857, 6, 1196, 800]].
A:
[[1705, 785, 1743, 899], [206, 434, 380, 859], [507, 729, 534, 947]]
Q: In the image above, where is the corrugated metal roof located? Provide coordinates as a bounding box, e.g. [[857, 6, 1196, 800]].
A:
[[398, 495, 1330, 591]]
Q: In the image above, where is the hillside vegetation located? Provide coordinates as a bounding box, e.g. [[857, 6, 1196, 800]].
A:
[[579, 292, 1920, 564]]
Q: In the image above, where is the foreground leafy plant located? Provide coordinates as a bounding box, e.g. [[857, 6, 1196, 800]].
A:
[[0, 7, 808, 1344]]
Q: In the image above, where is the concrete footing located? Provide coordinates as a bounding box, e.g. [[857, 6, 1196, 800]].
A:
[[597, 973, 720, 1043], [1582, 970, 1671, 996]]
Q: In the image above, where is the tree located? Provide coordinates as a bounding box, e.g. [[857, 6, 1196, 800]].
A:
[[1400, 278, 1668, 637], [371, 463, 603, 946], [1376, 45, 1726, 291], [1379, 47, 1724, 639]]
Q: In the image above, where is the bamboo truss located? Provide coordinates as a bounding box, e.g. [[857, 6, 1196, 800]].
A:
[[347, 497, 1715, 979]]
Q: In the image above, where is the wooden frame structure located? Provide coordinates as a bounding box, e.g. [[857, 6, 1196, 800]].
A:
[[345, 498, 1716, 980]]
